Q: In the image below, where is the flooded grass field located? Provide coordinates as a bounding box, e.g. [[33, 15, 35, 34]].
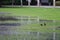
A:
[[0, 8, 60, 40], [0, 16, 60, 40]]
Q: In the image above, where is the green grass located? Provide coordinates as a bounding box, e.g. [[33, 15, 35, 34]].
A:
[[0, 7, 60, 20], [0, 7, 60, 31], [0, 7, 60, 32]]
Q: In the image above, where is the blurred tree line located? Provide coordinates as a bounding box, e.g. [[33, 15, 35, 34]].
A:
[[0, 0, 54, 7]]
